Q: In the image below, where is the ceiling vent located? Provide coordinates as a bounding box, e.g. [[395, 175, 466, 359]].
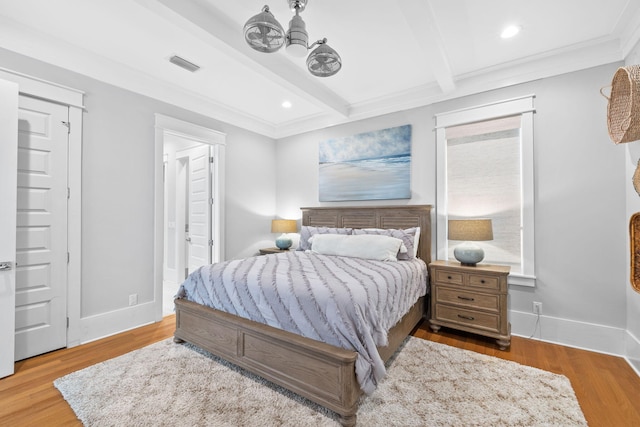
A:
[[169, 55, 200, 72]]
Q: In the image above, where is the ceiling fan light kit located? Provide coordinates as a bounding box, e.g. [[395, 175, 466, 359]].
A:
[[243, 6, 285, 53], [244, 0, 342, 77]]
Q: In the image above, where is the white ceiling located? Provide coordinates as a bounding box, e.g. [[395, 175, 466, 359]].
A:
[[0, 0, 638, 138]]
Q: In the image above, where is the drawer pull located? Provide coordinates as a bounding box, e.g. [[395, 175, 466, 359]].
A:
[[457, 296, 475, 301], [481, 279, 486, 283], [458, 314, 475, 321], [447, 275, 452, 279]]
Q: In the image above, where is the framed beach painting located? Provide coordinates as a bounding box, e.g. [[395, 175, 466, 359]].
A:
[[319, 124, 412, 201]]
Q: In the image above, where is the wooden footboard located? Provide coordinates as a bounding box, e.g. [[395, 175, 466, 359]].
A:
[[174, 296, 425, 426]]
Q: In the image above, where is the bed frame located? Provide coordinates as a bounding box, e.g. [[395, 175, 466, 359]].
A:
[[174, 205, 432, 426]]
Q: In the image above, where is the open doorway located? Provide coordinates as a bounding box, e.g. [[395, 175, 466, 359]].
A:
[[162, 136, 214, 316], [154, 115, 226, 319]]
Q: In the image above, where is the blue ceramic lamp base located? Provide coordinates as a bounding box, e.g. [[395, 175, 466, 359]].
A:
[[275, 234, 292, 250], [453, 242, 485, 266]]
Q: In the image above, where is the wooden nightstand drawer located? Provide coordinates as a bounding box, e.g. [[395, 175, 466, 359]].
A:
[[434, 270, 464, 285], [435, 287, 499, 312], [468, 273, 500, 291], [434, 305, 499, 332]]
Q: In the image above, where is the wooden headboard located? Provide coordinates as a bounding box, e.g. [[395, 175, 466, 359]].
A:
[[301, 205, 432, 263]]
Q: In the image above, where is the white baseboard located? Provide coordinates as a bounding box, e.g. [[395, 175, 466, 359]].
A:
[[77, 301, 157, 345], [625, 329, 640, 376], [510, 310, 626, 356]]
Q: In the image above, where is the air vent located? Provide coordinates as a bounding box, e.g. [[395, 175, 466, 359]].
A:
[[169, 55, 200, 72]]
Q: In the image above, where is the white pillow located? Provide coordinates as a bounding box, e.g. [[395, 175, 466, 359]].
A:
[[352, 227, 420, 260], [311, 234, 403, 261]]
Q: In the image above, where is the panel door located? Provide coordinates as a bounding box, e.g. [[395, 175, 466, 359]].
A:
[[187, 145, 212, 273], [14, 95, 69, 361], [0, 80, 19, 378]]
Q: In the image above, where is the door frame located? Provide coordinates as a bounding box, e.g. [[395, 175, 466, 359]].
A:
[[154, 114, 226, 321], [0, 79, 18, 378], [0, 67, 84, 349]]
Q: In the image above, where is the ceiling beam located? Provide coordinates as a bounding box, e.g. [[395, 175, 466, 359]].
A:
[[134, 0, 349, 117], [399, 0, 456, 93]]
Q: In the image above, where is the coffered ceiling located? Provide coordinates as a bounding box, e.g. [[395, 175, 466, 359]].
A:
[[0, 0, 638, 138]]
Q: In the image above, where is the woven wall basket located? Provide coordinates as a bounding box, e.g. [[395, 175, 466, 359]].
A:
[[602, 65, 640, 144]]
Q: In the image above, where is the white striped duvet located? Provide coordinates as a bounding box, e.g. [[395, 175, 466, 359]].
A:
[[177, 250, 428, 394]]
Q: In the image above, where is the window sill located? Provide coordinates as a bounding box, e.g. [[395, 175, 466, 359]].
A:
[[508, 274, 536, 288]]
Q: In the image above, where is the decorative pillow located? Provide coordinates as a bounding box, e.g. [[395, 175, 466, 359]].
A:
[[352, 227, 419, 260], [297, 226, 352, 251], [412, 227, 421, 257], [310, 234, 403, 261]]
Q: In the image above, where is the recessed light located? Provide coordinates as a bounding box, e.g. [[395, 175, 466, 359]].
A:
[[501, 25, 520, 39], [282, 100, 292, 108]]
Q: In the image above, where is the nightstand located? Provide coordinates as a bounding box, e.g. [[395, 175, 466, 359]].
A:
[[259, 247, 290, 255], [429, 260, 511, 350]]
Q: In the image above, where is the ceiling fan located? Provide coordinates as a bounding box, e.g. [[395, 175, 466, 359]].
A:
[[243, 0, 342, 77]]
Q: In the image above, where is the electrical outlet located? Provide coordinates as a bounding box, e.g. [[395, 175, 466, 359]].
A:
[[129, 294, 138, 306], [533, 301, 542, 315]]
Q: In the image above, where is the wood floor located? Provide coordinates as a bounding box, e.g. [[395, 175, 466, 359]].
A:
[[1, 315, 638, 426]]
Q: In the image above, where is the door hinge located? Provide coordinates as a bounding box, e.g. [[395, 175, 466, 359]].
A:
[[208, 239, 214, 246], [61, 121, 71, 134], [67, 187, 71, 199], [209, 156, 214, 164], [67, 252, 70, 264], [209, 197, 214, 205], [67, 317, 70, 328]]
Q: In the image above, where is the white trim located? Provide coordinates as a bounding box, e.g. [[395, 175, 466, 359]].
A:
[[0, 79, 18, 378], [66, 105, 83, 347], [434, 95, 535, 128], [435, 125, 448, 261], [511, 310, 626, 357], [78, 302, 156, 344], [626, 329, 640, 377], [520, 110, 536, 281], [153, 114, 226, 321], [155, 114, 226, 146], [435, 96, 536, 282], [0, 69, 85, 349], [0, 67, 84, 108], [508, 274, 536, 287]]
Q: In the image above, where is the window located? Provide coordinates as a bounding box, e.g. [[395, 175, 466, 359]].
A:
[[435, 96, 535, 286]]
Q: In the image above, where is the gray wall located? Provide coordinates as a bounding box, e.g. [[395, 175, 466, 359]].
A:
[[277, 63, 630, 354], [624, 42, 640, 371], [0, 48, 276, 325]]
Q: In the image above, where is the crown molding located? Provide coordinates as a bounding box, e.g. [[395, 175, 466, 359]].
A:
[[0, 14, 627, 140]]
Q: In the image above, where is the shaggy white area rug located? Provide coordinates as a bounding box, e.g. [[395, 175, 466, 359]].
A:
[[54, 337, 587, 426]]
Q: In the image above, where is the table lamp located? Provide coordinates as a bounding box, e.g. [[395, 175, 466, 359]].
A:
[[271, 219, 297, 249], [448, 219, 493, 266]]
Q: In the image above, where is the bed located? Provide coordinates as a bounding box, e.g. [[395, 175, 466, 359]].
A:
[[173, 205, 432, 426]]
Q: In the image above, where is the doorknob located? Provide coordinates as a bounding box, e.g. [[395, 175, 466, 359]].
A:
[[0, 262, 12, 271]]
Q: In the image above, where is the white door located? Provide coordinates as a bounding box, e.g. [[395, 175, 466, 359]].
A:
[[14, 95, 69, 361], [187, 145, 212, 273], [0, 80, 19, 378]]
